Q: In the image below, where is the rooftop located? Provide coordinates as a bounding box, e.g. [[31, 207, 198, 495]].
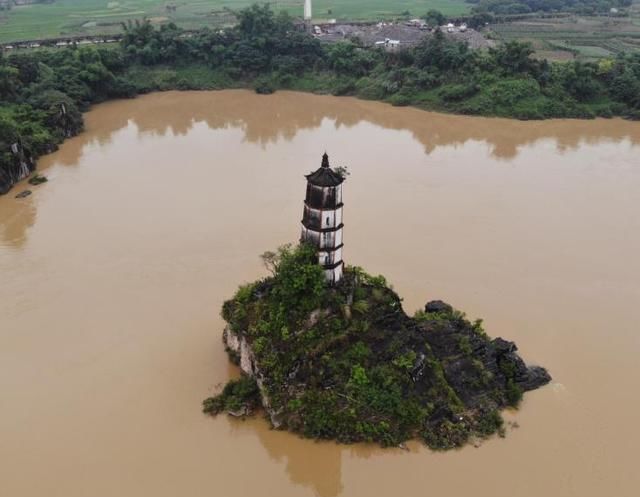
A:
[[305, 153, 345, 187]]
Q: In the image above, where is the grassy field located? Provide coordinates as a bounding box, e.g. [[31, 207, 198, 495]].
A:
[[491, 3, 640, 60], [0, 0, 471, 43]]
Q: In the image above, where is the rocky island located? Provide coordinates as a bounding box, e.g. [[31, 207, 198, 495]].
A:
[[204, 243, 550, 449], [204, 154, 550, 449]]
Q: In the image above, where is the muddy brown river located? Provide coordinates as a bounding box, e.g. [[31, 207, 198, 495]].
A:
[[1, 90, 640, 497]]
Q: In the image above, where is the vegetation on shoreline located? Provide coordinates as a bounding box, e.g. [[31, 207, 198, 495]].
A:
[[203, 244, 550, 449], [2, 3, 640, 194]]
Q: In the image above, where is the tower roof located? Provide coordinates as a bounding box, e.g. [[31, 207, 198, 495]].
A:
[[305, 153, 344, 187]]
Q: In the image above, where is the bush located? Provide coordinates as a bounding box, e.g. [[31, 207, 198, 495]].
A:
[[486, 78, 541, 107], [506, 380, 523, 406], [203, 375, 261, 415], [330, 78, 357, 96], [439, 83, 480, 102], [475, 409, 504, 436], [355, 77, 386, 100], [254, 77, 275, 94]]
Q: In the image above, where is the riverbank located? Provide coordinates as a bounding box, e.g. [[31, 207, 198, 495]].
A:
[[122, 62, 624, 120], [2, 4, 639, 195], [2, 75, 640, 197]]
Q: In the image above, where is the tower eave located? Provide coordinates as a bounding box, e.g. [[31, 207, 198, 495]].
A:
[[305, 167, 344, 187], [304, 200, 344, 210], [322, 261, 344, 271], [317, 243, 344, 254], [301, 221, 344, 233]]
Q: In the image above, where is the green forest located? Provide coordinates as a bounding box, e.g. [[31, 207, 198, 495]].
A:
[[2, 3, 640, 193], [470, 0, 633, 15]]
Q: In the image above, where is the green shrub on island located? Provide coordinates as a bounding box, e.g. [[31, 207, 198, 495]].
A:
[[203, 244, 550, 449], [202, 376, 261, 416]]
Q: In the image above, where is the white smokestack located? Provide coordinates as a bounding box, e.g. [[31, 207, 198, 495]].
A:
[[304, 0, 312, 21]]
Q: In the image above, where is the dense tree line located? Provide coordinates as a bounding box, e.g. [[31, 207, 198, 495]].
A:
[[468, 0, 633, 15], [0, 42, 138, 193], [2, 3, 640, 194]]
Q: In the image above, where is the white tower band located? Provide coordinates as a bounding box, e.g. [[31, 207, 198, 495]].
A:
[[301, 153, 345, 285]]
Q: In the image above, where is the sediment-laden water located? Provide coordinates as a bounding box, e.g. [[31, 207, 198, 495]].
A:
[[1, 90, 639, 497]]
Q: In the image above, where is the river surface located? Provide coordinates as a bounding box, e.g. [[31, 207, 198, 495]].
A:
[[1, 90, 640, 497]]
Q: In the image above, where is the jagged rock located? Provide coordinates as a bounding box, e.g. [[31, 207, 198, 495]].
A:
[[15, 190, 32, 199], [306, 308, 330, 328], [1, 120, 79, 196], [221, 289, 551, 445], [425, 300, 453, 314], [1, 143, 36, 195], [227, 406, 249, 417], [493, 337, 517, 354], [224, 326, 284, 428], [28, 174, 48, 186], [518, 365, 552, 391]]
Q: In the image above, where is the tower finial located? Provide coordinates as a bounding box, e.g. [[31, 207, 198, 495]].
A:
[[321, 152, 329, 168]]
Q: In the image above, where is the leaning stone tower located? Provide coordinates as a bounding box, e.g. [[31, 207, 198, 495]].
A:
[[301, 153, 345, 284]]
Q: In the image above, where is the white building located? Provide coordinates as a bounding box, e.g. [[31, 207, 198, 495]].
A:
[[301, 153, 345, 285]]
